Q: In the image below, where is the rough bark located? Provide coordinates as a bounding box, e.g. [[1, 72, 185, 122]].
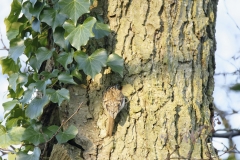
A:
[[49, 0, 218, 159]]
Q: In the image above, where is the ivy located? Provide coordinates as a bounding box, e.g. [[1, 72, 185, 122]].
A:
[[0, 0, 124, 159]]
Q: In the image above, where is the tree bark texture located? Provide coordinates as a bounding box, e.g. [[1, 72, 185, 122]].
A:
[[49, 0, 217, 159]]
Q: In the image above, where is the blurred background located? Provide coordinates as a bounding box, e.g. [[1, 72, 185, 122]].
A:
[[1, 0, 240, 159]]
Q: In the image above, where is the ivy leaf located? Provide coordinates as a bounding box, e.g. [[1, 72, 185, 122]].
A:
[[0, 57, 20, 75], [29, 2, 44, 19], [41, 9, 67, 32], [5, 0, 21, 23], [43, 125, 58, 138], [35, 79, 51, 95], [22, 1, 32, 21], [107, 53, 124, 77], [8, 85, 24, 99], [20, 87, 35, 105], [230, 83, 240, 91], [30, 0, 37, 6], [71, 68, 82, 81], [9, 38, 26, 63], [6, 117, 24, 130], [46, 88, 69, 106], [38, 30, 48, 46], [2, 100, 19, 112], [36, 47, 53, 68], [32, 18, 41, 33], [63, 17, 96, 50], [9, 73, 18, 91], [17, 73, 28, 87], [9, 127, 25, 142], [40, 69, 59, 79], [30, 47, 53, 71], [16, 147, 41, 160], [56, 125, 78, 143], [53, 27, 70, 50], [22, 1, 44, 20], [6, 22, 22, 41], [59, 0, 90, 25], [24, 38, 38, 56], [74, 49, 107, 78], [25, 95, 49, 119], [22, 127, 45, 145], [58, 72, 76, 84], [57, 51, 74, 70], [29, 56, 38, 72], [0, 125, 16, 148], [92, 22, 110, 39]]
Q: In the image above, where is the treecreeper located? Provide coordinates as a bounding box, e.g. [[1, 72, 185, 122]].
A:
[[103, 85, 125, 136]]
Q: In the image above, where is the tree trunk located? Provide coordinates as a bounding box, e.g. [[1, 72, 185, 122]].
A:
[[49, 0, 217, 159]]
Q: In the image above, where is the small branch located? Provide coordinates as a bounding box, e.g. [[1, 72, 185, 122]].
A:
[[41, 102, 83, 158], [0, 32, 9, 51], [224, 0, 240, 31], [0, 147, 15, 155], [212, 129, 240, 138]]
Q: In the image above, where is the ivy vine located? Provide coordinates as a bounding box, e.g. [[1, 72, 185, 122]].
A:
[[0, 0, 123, 159]]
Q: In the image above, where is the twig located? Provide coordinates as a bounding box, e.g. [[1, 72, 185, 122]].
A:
[[0, 32, 9, 51], [41, 102, 83, 158]]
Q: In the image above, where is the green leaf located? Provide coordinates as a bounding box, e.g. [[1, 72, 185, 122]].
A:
[[22, 127, 45, 145], [230, 83, 240, 91], [53, 27, 70, 50], [25, 95, 49, 119], [0, 57, 20, 75], [16, 147, 41, 160], [3, 100, 19, 112], [22, 1, 32, 21], [30, 47, 53, 71], [20, 87, 34, 105], [6, 106, 26, 120], [71, 68, 82, 80], [38, 30, 48, 46], [6, 117, 24, 130], [0, 125, 16, 148], [59, 0, 90, 25], [32, 18, 41, 33], [6, 0, 21, 23], [56, 125, 78, 143], [107, 53, 124, 77], [57, 51, 74, 70], [9, 38, 26, 63], [40, 69, 59, 79], [29, 56, 38, 71], [6, 22, 22, 41], [30, 2, 44, 19], [9, 127, 25, 142], [43, 125, 58, 138], [24, 38, 38, 56], [36, 47, 53, 67], [40, 9, 67, 32], [92, 22, 110, 39], [17, 73, 28, 87], [63, 17, 96, 50], [35, 79, 51, 95], [30, 0, 37, 6], [9, 73, 18, 91], [58, 72, 76, 84], [22, 1, 44, 20], [74, 49, 107, 78], [8, 85, 24, 99], [46, 88, 70, 105]]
